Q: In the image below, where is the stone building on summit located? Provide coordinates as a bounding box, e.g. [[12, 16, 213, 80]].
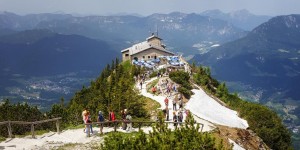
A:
[[121, 34, 174, 62]]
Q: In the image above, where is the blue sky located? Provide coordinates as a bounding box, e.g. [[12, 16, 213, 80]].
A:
[[0, 0, 299, 16]]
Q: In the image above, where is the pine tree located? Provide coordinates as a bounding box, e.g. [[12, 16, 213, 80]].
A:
[[216, 83, 228, 99]]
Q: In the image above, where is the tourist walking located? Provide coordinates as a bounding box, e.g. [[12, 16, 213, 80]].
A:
[[140, 80, 143, 90], [172, 98, 176, 110], [162, 108, 166, 120], [185, 109, 190, 122], [82, 108, 87, 132], [178, 94, 182, 101], [84, 111, 93, 135], [152, 86, 156, 95], [173, 84, 177, 92], [97, 111, 105, 134], [166, 107, 169, 121], [166, 84, 170, 95], [178, 111, 183, 126], [121, 109, 127, 130], [164, 97, 169, 108], [142, 74, 145, 83], [109, 110, 116, 127], [126, 113, 133, 132], [179, 99, 183, 110], [173, 111, 178, 129]]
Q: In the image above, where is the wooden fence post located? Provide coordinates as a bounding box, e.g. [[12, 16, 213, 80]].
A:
[[7, 121, 12, 138], [31, 123, 35, 138], [56, 120, 60, 134]]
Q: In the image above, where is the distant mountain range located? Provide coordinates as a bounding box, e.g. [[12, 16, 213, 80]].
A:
[[0, 10, 286, 110], [0, 11, 72, 30], [200, 9, 271, 31], [0, 11, 248, 56], [192, 14, 300, 111]]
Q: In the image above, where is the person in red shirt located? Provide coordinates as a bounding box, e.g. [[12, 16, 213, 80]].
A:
[[164, 97, 169, 107], [109, 110, 116, 121], [152, 86, 156, 95], [108, 110, 116, 127]]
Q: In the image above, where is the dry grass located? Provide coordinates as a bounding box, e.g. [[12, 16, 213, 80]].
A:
[[146, 79, 159, 93], [143, 97, 161, 120], [211, 129, 233, 150], [212, 125, 269, 150]]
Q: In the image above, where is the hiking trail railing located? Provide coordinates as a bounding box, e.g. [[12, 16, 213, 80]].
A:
[[0, 117, 62, 139], [85, 120, 204, 137]]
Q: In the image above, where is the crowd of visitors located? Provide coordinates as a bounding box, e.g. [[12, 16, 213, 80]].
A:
[[82, 108, 133, 135], [82, 68, 191, 135]]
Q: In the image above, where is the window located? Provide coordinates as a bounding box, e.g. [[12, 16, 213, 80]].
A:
[[143, 56, 145, 58], [148, 56, 150, 59], [125, 54, 129, 56]]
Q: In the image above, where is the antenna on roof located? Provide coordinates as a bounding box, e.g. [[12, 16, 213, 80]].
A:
[[156, 24, 158, 37]]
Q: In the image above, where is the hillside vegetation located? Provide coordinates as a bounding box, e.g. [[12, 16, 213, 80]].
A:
[[50, 59, 150, 124], [0, 60, 293, 149]]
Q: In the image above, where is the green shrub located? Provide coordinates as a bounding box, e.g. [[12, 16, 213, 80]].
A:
[[169, 71, 190, 85], [169, 71, 193, 98], [159, 68, 166, 74], [149, 71, 158, 78], [178, 87, 193, 99], [0, 136, 5, 142], [101, 113, 225, 150]]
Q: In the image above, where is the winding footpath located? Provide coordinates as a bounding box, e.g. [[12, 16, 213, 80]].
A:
[[138, 77, 216, 132]]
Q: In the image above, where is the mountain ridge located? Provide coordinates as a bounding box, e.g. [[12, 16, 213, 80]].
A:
[[0, 11, 247, 56], [200, 9, 272, 31]]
